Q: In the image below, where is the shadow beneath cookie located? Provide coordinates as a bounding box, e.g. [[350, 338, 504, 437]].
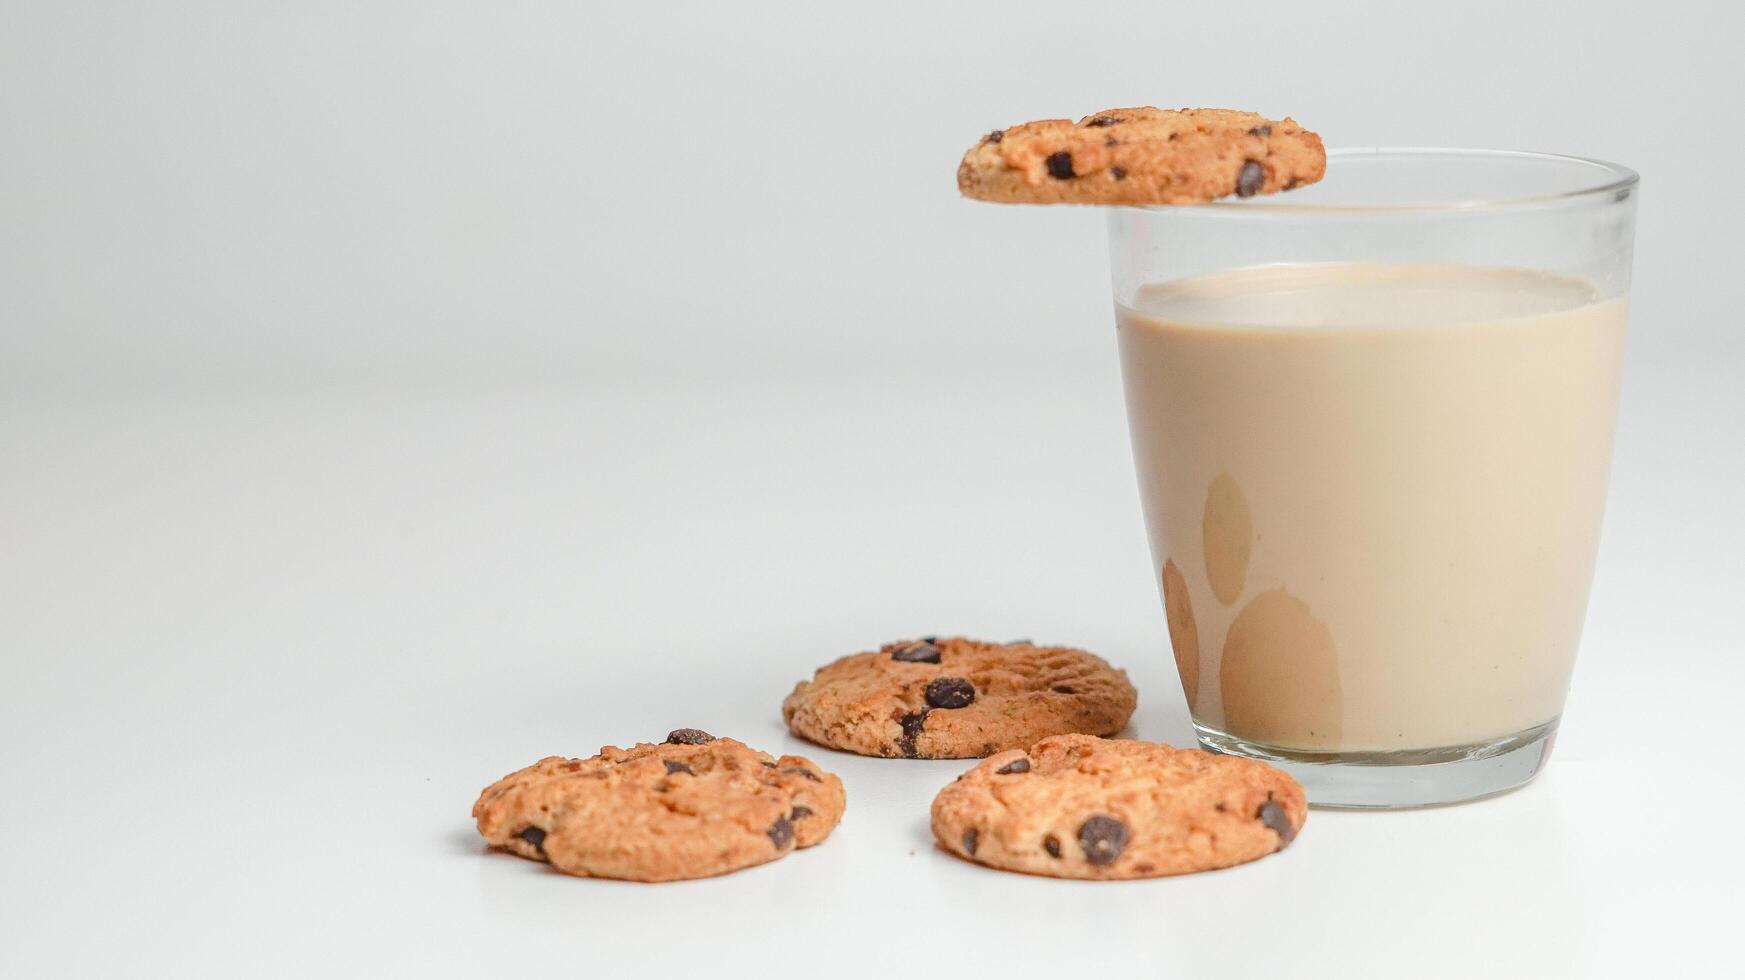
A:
[[446, 826, 493, 857], [910, 814, 938, 852]]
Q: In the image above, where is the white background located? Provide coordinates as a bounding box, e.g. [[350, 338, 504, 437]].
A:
[[3, 2, 1742, 977]]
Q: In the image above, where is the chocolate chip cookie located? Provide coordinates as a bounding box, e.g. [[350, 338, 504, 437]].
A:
[[782, 637, 1137, 759], [930, 734, 1305, 879], [958, 107, 1325, 205], [473, 730, 845, 882]]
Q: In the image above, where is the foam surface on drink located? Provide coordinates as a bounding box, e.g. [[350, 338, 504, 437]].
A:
[[1124, 262, 1601, 331]]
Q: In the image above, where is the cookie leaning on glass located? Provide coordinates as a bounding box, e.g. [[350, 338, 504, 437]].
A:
[[957, 107, 1325, 205], [782, 637, 1137, 759]]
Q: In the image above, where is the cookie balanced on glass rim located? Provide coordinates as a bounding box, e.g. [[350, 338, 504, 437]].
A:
[[957, 107, 1325, 206], [782, 637, 1137, 759]]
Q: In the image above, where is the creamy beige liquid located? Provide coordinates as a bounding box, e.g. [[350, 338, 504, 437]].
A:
[[1117, 263, 1626, 752]]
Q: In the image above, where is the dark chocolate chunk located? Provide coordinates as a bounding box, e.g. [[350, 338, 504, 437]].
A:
[[1077, 815, 1128, 866], [996, 758, 1031, 775], [665, 728, 714, 745], [925, 677, 976, 709], [1043, 835, 1062, 859], [1051, 685, 1076, 694], [767, 815, 794, 849], [1247, 124, 1272, 138], [1045, 151, 1075, 180], [517, 826, 547, 856], [790, 806, 813, 820], [1085, 116, 1119, 127], [897, 709, 931, 757], [784, 766, 821, 782], [921, 635, 939, 643], [1283, 177, 1300, 191], [762, 760, 777, 768], [1236, 160, 1264, 197], [963, 829, 979, 856], [1257, 800, 1296, 846], [891, 640, 941, 664], [986, 129, 1004, 144], [663, 760, 693, 775], [1109, 166, 1127, 180]]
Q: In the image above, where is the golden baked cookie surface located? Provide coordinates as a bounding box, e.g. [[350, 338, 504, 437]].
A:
[[958, 107, 1325, 205], [473, 731, 845, 882], [930, 734, 1305, 878], [782, 637, 1137, 759]]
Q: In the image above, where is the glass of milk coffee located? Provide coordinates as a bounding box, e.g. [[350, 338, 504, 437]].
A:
[[1111, 149, 1638, 807]]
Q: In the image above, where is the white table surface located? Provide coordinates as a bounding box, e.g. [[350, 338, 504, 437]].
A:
[[4, 354, 1740, 978]]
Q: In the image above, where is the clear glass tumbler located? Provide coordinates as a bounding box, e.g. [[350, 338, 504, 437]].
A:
[[1110, 149, 1638, 807]]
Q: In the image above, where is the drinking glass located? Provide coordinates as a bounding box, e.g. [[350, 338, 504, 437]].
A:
[[1109, 149, 1638, 807]]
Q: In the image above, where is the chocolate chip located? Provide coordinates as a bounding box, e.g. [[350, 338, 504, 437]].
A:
[[891, 640, 941, 664], [1110, 167, 1127, 181], [517, 826, 547, 856], [1257, 801, 1296, 846], [762, 760, 777, 768], [1236, 160, 1264, 197], [1284, 177, 1300, 191], [767, 815, 794, 849], [1214, 801, 1228, 812], [921, 635, 939, 643], [784, 766, 821, 782], [791, 806, 813, 820], [1085, 116, 1119, 127], [1045, 151, 1075, 180], [925, 677, 976, 709], [996, 758, 1031, 775], [665, 728, 714, 745], [1077, 815, 1128, 866], [663, 760, 693, 775], [1043, 835, 1062, 859], [963, 829, 979, 855], [986, 129, 1004, 144], [1104, 137, 1118, 148], [897, 709, 931, 757], [1247, 125, 1272, 138]]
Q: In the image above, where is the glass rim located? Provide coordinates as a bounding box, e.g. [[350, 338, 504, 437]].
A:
[[1130, 147, 1639, 216]]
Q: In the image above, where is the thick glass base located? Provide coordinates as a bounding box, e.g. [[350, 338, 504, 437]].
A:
[[1195, 717, 1559, 809]]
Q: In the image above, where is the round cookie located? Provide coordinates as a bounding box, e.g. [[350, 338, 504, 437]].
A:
[[782, 637, 1137, 759], [930, 734, 1305, 879], [473, 730, 845, 882], [958, 107, 1325, 206]]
